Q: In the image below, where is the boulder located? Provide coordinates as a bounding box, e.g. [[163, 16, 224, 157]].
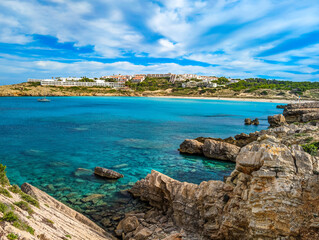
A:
[[179, 139, 203, 154], [202, 139, 240, 162], [244, 118, 259, 125], [133, 227, 153, 240], [116, 216, 139, 235], [94, 167, 124, 179], [268, 114, 286, 127], [244, 118, 252, 125], [251, 118, 259, 125]]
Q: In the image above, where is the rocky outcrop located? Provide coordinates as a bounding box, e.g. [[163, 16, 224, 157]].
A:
[[283, 102, 319, 123], [0, 181, 114, 240], [202, 139, 240, 162], [178, 139, 203, 154], [244, 118, 259, 125], [94, 167, 124, 179], [130, 138, 319, 239], [276, 104, 286, 109], [268, 114, 286, 127]]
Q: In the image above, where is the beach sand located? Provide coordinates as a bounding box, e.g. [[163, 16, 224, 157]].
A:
[[146, 96, 313, 104]]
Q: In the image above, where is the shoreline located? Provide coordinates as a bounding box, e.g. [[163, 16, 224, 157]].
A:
[[144, 95, 313, 104], [1, 94, 315, 104]]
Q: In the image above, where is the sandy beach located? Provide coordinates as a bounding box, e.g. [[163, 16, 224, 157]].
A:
[[146, 95, 314, 104]]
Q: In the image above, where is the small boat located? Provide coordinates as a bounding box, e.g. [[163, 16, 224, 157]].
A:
[[37, 97, 50, 102]]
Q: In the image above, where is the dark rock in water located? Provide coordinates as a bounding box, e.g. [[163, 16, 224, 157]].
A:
[[251, 118, 259, 125], [268, 114, 286, 127], [244, 118, 259, 125], [244, 118, 252, 125], [276, 104, 286, 109], [178, 139, 203, 154], [94, 167, 124, 179]]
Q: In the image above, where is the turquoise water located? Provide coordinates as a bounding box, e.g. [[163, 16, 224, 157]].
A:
[[0, 97, 282, 228]]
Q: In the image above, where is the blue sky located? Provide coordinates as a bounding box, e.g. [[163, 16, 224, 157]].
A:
[[1, 0, 319, 85]]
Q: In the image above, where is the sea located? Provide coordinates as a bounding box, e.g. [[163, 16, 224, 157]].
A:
[[0, 96, 283, 229]]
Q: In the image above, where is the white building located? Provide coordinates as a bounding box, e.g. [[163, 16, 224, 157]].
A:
[[40, 80, 124, 88]]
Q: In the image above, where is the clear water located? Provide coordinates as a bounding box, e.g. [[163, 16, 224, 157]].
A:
[[0, 97, 282, 226]]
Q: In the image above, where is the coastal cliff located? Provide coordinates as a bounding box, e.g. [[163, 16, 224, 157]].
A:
[[130, 138, 319, 239], [128, 102, 319, 239], [0, 166, 114, 240]]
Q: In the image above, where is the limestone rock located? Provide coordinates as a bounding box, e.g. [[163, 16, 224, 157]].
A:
[[13, 183, 114, 240], [283, 102, 319, 123], [94, 166, 124, 179], [202, 139, 240, 162], [268, 114, 286, 127], [131, 139, 319, 239], [178, 139, 203, 154], [133, 227, 152, 240], [116, 216, 139, 235]]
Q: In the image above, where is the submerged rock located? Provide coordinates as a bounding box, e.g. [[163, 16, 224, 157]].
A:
[[202, 139, 240, 162], [94, 166, 124, 179], [178, 139, 203, 154]]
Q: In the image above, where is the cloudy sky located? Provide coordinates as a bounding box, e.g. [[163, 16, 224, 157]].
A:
[[1, 0, 319, 84]]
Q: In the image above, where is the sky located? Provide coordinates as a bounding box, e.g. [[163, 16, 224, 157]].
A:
[[1, 0, 319, 85]]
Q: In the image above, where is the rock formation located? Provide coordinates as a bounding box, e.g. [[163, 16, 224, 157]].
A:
[[0, 173, 114, 240], [202, 139, 240, 162], [178, 139, 203, 154], [94, 167, 124, 179], [268, 114, 286, 127], [130, 137, 319, 239], [283, 101, 319, 123], [244, 118, 259, 125]]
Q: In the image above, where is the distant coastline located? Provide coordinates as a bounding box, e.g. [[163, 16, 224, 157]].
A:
[[145, 95, 309, 103]]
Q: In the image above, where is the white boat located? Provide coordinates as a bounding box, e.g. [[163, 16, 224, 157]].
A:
[[37, 97, 51, 102]]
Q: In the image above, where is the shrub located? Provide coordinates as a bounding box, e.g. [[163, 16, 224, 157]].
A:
[[2, 211, 19, 222], [9, 185, 22, 194], [302, 142, 319, 156], [20, 193, 39, 208], [12, 219, 35, 235], [0, 164, 10, 186], [0, 187, 12, 198], [14, 201, 34, 215], [0, 202, 8, 213], [7, 233, 18, 240]]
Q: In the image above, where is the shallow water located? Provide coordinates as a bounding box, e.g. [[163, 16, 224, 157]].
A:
[[0, 96, 282, 228]]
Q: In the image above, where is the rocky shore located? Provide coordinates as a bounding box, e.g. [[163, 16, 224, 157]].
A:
[[0, 167, 115, 240], [2, 101, 319, 239], [125, 102, 319, 239]]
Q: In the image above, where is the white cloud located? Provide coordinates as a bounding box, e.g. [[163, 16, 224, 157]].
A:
[[0, 0, 319, 83]]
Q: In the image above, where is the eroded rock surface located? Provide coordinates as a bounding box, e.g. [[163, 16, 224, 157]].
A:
[[0, 182, 114, 240], [268, 114, 286, 127], [178, 139, 203, 154], [131, 138, 319, 239], [202, 139, 240, 162], [283, 101, 319, 123]]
